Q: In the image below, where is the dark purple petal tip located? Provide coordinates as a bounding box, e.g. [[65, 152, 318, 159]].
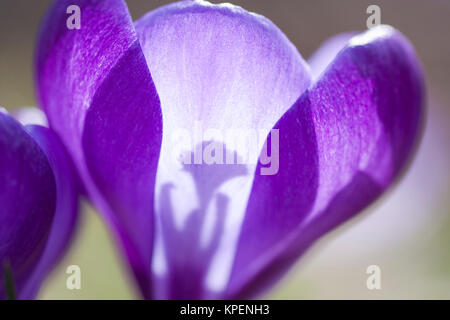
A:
[[0, 112, 56, 298], [20, 125, 80, 299], [0, 110, 80, 299]]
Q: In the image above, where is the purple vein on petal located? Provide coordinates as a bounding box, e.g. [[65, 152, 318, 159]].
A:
[[134, 0, 311, 299], [227, 25, 425, 299], [36, 0, 162, 297]]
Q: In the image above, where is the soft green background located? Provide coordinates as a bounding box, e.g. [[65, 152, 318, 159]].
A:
[[0, 0, 449, 299]]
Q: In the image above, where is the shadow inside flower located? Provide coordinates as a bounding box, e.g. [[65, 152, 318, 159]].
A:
[[158, 142, 248, 299]]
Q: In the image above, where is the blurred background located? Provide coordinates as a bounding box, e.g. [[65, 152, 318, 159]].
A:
[[0, 0, 449, 299]]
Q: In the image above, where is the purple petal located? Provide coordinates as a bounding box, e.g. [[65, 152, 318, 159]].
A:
[[308, 32, 358, 80], [0, 112, 56, 298], [135, 0, 310, 136], [134, 0, 311, 299], [82, 43, 162, 298], [227, 26, 425, 298], [19, 125, 79, 299], [36, 0, 162, 297]]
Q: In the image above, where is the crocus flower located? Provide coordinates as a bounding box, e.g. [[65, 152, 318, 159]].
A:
[[36, 0, 424, 299], [0, 109, 79, 299]]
